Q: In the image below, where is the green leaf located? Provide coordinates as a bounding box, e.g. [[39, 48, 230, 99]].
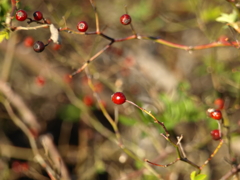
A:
[[190, 171, 207, 180], [195, 174, 207, 180], [0, 30, 9, 42], [191, 171, 197, 180], [216, 10, 238, 23], [58, 104, 81, 122], [118, 115, 137, 126]]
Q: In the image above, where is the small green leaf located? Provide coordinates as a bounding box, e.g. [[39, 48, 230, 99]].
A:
[[58, 104, 81, 122], [0, 30, 9, 42], [191, 171, 197, 180], [195, 174, 207, 180], [216, 10, 238, 23], [119, 115, 137, 126], [190, 171, 207, 180]]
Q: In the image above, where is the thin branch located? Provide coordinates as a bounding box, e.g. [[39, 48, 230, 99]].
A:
[[0, 80, 41, 131], [41, 134, 71, 180], [145, 158, 180, 168], [70, 43, 113, 77], [200, 139, 224, 170]]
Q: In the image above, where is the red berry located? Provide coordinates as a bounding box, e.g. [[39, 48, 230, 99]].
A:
[[52, 44, 61, 51], [33, 11, 43, 21], [211, 129, 221, 140], [77, 21, 88, 32], [120, 14, 131, 25], [214, 98, 224, 110], [24, 36, 34, 47], [33, 41, 45, 53], [83, 95, 94, 106], [36, 76, 45, 86], [210, 109, 222, 120], [111, 92, 126, 105], [94, 82, 103, 93], [64, 74, 72, 84], [12, 161, 29, 173], [16, 9, 28, 21]]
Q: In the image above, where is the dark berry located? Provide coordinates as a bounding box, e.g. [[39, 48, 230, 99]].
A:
[[33, 11, 43, 21], [214, 98, 224, 110], [210, 109, 222, 120], [111, 92, 126, 105], [120, 14, 131, 25], [77, 21, 88, 32], [24, 36, 34, 47], [33, 41, 45, 53], [16, 9, 28, 21], [211, 129, 221, 140]]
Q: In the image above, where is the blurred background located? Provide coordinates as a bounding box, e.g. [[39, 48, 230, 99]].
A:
[[0, 0, 240, 179]]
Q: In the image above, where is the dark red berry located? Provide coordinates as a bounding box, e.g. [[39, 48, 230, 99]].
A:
[[83, 95, 94, 106], [210, 109, 222, 120], [77, 21, 88, 32], [33, 41, 45, 53], [36, 76, 45, 86], [24, 36, 34, 47], [120, 14, 131, 25], [16, 9, 28, 21], [12, 161, 29, 173], [111, 92, 126, 105], [33, 11, 43, 21], [211, 129, 221, 140], [214, 98, 224, 110], [52, 44, 61, 51]]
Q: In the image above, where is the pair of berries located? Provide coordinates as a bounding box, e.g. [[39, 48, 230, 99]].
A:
[[16, 10, 43, 21], [76, 14, 132, 32]]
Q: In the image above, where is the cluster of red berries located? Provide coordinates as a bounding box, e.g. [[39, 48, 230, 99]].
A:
[[208, 98, 224, 141], [15, 10, 47, 53], [15, 9, 43, 22]]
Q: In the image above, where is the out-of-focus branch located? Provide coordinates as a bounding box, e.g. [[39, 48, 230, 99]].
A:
[[41, 134, 71, 180], [0, 79, 41, 131], [220, 164, 240, 180]]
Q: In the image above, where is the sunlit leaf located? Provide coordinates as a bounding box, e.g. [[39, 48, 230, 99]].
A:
[[216, 10, 238, 23]]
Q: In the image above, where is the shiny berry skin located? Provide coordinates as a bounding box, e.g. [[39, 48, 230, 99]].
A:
[[210, 109, 222, 120], [15, 9, 28, 21], [33, 41, 45, 53], [33, 11, 43, 21], [211, 129, 221, 140], [77, 21, 88, 32], [214, 98, 224, 110], [111, 92, 126, 105], [120, 14, 131, 25]]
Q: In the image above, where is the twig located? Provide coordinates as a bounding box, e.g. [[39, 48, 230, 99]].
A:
[[41, 134, 71, 180], [0, 80, 41, 131]]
